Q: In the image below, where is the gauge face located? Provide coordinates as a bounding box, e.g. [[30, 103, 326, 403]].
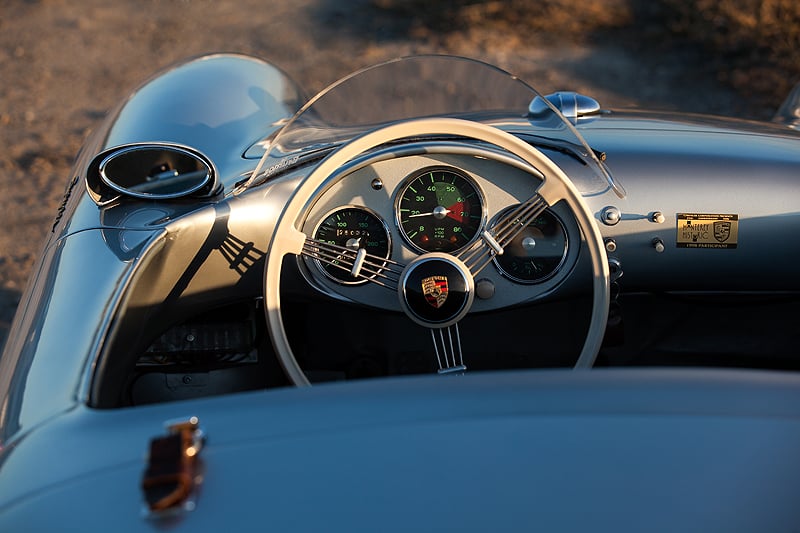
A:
[[312, 207, 390, 284], [396, 168, 484, 253], [493, 207, 568, 283]]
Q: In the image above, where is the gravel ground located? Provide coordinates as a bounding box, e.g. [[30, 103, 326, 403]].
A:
[[0, 0, 775, 348]]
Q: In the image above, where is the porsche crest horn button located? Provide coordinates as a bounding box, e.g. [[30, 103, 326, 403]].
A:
[[399, 253, 474, 327]]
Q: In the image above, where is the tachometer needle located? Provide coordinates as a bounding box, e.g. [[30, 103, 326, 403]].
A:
[[409, 206, 451, 219]]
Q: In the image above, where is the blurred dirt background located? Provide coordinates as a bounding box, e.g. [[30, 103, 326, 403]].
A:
[[1, 0, 798, 348]]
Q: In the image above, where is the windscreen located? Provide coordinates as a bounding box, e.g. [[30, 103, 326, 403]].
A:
[[242, 55, 621, 197]]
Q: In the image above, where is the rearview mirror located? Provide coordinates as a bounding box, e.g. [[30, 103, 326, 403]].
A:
[[99, 144, 214, 199]]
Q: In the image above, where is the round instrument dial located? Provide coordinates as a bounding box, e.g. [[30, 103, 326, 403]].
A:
[[492, 207, 568, 283], [312, 207, 391, 284], [396, 168, 484, 253]]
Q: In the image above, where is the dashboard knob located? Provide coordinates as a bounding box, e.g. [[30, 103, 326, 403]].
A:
[[651, 211, 666, 224], [604, 238, 617, 253], [652, 238, 665, 253], [608, 258, 623, 281], [601, 206, 621, 226], [476, 279, 495, 300]]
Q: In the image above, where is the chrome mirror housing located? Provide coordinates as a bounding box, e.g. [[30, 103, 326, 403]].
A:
[[97, 144, 215, 199]]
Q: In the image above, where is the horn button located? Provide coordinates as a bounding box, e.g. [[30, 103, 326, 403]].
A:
[[398, 253, 475, 327]]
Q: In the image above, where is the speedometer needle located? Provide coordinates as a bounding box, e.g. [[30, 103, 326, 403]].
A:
[[333, 237, 361, 264], [345, 237, 362, 249]]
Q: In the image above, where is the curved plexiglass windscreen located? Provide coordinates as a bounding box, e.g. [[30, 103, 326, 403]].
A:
[[243, 55, 622, 197]]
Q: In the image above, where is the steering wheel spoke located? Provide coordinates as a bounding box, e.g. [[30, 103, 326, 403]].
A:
[[430, 324, 467, 374], [457, 192, 549, 275], [301, 237, 404, 290]]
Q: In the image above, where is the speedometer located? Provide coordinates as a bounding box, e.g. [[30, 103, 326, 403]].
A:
[[396, 167, 484, 253], [312, 207, 391, 284]]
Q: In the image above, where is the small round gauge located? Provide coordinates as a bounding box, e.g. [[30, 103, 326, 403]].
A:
[[312, 207, 391, 284], [492, 207, 568, 283], [396, 167, 484, 253]]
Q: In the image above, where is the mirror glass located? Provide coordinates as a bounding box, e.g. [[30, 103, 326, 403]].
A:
[[99, 145, 213, 198]]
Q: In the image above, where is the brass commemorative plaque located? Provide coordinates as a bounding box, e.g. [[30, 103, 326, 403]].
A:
[[676, 213, 738, 249]]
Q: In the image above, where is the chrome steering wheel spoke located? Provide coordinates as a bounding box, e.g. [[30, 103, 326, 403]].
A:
[[301, 236, 404, 290], [457, 192, 549, 275], [430, 324, 466, 374]]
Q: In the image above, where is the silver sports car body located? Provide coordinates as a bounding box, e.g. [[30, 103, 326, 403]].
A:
[[1, 54, 800, 531]]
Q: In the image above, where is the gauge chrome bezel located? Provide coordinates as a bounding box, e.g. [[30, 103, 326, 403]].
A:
[[490, 205, 569, 284], [394, 166, 487, 255], [309, 205, 392, 286]]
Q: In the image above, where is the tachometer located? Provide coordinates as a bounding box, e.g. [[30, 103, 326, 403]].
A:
[[492, 207, 568, 283], [312, 207, 391, 284], [396, 167, 484, 253]]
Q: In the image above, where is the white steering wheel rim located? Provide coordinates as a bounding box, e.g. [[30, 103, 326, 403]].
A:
[[264, 118, 610, 386]]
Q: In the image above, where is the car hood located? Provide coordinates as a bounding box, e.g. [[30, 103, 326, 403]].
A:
[[2, 368, 800, 531]]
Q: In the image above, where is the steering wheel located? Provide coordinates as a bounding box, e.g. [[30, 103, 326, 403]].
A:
[[264, 118, 610, 386]]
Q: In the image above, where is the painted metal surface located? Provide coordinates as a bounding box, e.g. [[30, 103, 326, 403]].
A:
[[102, 54, 305, 189], [2, 369, 800, 530], [575, 110, 800, 290]]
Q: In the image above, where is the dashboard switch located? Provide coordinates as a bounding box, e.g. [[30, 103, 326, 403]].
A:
[[652, 238, 665, 253], [604, 239, 617, 253]]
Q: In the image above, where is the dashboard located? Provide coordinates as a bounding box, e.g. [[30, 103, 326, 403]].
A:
[[297, 148, 584, 313]]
